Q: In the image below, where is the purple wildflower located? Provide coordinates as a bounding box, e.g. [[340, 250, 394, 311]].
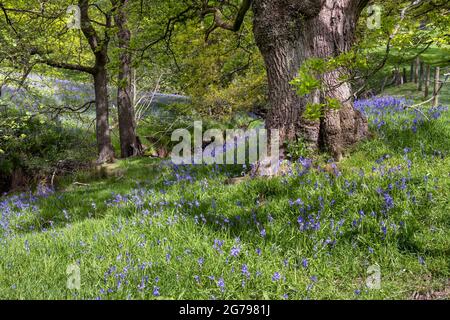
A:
[[217, 278, 225, 292], [272, 272, 281, 282], [230, 246, 241, 257]]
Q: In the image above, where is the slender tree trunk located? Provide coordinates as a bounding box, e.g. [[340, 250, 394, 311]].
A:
[[113, 0, 140, 158], [132, 69, 137, 106], [380, 76, 388, 93], [252, 0, 368, 160], [414, 57, 420, 83], [424, 65, 430, 98], [433, 66, 440, 107], [403, 67, 407, 83], [418, 61, 424, 91], [394, 67, 403, 86], [410, 61, 414, 82]]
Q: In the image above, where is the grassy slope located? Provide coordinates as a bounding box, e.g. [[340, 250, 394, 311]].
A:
[[386, 46, 450, 68], [384, 82, 450, 106], [0, 91, 449, 300]]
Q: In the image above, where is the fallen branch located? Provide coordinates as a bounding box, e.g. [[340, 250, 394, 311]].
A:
[[73, 182, 90, 187], [402, 72, 450, 120], [408, 72, 449, 108]]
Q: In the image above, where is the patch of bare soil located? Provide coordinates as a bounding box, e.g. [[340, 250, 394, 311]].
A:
[[411, 280, 450, 300]]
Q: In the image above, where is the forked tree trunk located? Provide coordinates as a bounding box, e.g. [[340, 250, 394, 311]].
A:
[[79, 0, 115, 163], [113, 0, 140, 158], [252, 0, 368, 160]]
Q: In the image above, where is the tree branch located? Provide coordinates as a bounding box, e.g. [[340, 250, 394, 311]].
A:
[[201, 0, 252, 41], [79, 0, 100, 53], [0, 3, 18, 35], [138, 6, 196, 58], [39, 59, 95, 74], [202, 0, 252, 32]]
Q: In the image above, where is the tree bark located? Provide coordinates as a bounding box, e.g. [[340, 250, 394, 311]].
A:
[[394, 67, 403, 86], [252, 0, 368, 160], [424, 64, 430, 98], [93, 64, 115, 163], [380, 76, 388, 93], [433, 66, 440, 107], [79, 0, 115, 163], [418, 61, 424, 91], [410, 60, 414, 82], [414, 57, 420, 83], [113, 0, 140, 158]]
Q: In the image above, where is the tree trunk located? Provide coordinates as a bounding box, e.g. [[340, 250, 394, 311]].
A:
[[380, 76, 388, 93], [433, 66, 440, 107], [79, 0, 115, 163], [424, 64, 430, 98], [113, 0, 140, 158], [252, 0, 368, 160], [410, 60, 414, 82], [418, 61, 424, 91], [394, 67, 403, 86], [93, 64, 115, 163], [414, 57, 420, 83], [403, 67, 407, 83]]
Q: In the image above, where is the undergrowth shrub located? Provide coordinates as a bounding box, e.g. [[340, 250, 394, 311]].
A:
[[0, 105, 95, 193]]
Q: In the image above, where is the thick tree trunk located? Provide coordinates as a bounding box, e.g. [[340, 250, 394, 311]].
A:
[[252, 0, 368, 160], [114, 0, 140, 158], [93, 64, 115, 163]]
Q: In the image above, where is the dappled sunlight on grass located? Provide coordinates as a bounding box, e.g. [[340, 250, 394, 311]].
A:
[[0, 96, 449, 300]]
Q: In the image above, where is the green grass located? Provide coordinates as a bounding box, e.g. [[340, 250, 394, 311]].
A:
[[370, 45, 450, 97], [386, 46, 450, 67], [384, 82, 450, 106], [0, 98, 449, 300]]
